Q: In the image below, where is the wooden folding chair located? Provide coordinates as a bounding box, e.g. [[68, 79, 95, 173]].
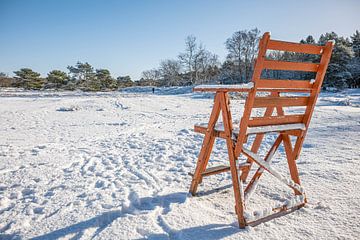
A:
[[189, 32, 334, 228]]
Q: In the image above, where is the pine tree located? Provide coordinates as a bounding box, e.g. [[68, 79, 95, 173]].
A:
[[13, 68, 44, 89], [47, 70, 69, 88], [318, 32, 353, 89], [95, 69, 117, 90], [349, 30, 360, 88]]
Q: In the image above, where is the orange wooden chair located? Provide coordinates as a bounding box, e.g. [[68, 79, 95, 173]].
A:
[[189, 32, 334, 228]]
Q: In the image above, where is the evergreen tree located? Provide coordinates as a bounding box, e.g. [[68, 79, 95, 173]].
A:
[[300, 35, 316, 45], [13, 68, 44, 89], [117, 76, 133, 88], [67, 62, 100, 91], [47, 70, 69, 88], [67, 62, 95, 83], [299, 35, 319, 80], [318, 32, 353, 89], [95, 69, 117, 90], [351, 30, 360, 58], [349, 30, 360, 88]]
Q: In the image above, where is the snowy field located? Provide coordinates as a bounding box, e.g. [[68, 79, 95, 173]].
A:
[[0, 87, 360, 239]]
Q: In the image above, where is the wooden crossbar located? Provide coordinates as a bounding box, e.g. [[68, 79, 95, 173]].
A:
[[257, 88, 313, 93], [247, 202, 305, 227], [188, 165, 230, 177], [194, 125, 227, 138], [267, 39, 324, 55], [257, 79, 313, 89], [242, 148, 304, 194], [195, 123, 304, 137], [263, 60, 319, 72], [248, 114, 304, 127], [244, 135, 283, 202], [253, 96, 309, 108]]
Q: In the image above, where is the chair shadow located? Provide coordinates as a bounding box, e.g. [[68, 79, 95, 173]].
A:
[[0, 233, 21, 240], [31, 192, 187, 240], [31, 190, 241, 240], [196, 183, 233, 197], [136, 223, 241, 240], [31, 210, 123, 240]]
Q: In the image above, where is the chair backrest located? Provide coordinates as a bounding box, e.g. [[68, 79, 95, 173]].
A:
[[236, 32, 334, 151]]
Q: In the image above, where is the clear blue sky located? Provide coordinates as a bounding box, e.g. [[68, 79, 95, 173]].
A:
[[0, 0, 359, 80]]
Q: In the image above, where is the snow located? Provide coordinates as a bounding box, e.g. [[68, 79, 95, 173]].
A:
[[0, 88, 360, 239], [194, 82, 254, 90]]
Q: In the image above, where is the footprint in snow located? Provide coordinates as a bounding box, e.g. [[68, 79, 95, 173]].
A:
[[33, 207, 45, 214], [21, 188, 35, 196]]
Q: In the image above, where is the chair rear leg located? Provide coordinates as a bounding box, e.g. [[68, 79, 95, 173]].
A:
[[282, 134, 303, 196], [219, 92, 246, 228], [229, 151, 246, 228]]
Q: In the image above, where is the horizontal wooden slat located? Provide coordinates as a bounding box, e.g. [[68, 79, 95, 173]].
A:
[[246, 203, 305, 227], [188, 163, 251, 177], [248, 114, 304, 127], [194, 125, 227, 138], [194, 124, 302, 137], [267, 39, 324, 55], [258, 79, 313, 89], [257, 88, 312, 93], [263, 60, 319, 72], [253, 96, 309, 108], [246, 123, 306, 135], [202, 165, 230, 176]]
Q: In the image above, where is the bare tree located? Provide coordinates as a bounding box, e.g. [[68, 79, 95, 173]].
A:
[[178, 35, 197, 83], [197, 50, 219, 83], [243, 28, 261, 80], [142, 68, 161, 81], [225, 28, 261, 82], [159, 59, 182, 86], [225, 31, 244, 82], [179, 35, 220, 84]]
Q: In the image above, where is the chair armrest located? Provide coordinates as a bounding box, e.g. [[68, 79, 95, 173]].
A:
[[193, 83, 254, 92]]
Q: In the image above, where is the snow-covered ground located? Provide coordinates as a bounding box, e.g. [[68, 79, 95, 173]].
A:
[[0, 88, 359, 239]]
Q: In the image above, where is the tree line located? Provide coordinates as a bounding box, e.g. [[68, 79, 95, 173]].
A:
[[0, 62, 133, 91], [1, 29, 359, 90], [141, 29, 360, 89]]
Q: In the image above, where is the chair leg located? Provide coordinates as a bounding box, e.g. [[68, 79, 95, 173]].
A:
[[228, 146, 246, 228], [219, 93, 246, 228], [282, 134, 303, 196], [189, 135, 216, 194], [198, 135, 216, 184], [276, 103, 304, 196], [190, 94, 221, 195]]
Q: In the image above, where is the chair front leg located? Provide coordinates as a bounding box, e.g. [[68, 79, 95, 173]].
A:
[[189, 93, 221, 195]]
